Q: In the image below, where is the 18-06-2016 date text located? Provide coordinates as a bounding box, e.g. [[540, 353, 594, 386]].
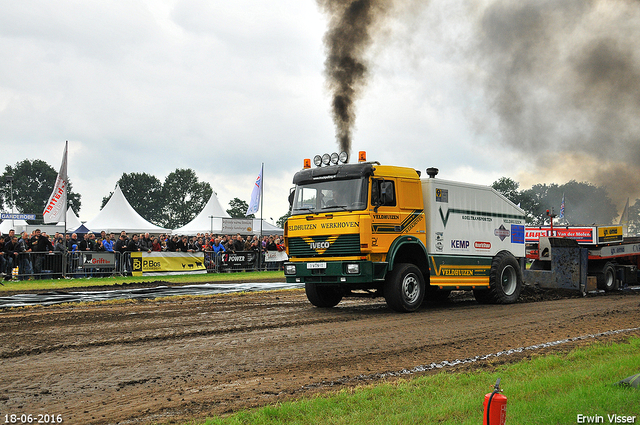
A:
[[4, 414, 63, 424]]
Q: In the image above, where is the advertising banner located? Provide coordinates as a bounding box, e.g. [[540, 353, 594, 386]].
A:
[[131, 252, 207, 276], [264, 251, 288, 262], [220, 251, 257, 270], [526, 225, 623, 245], [80, 252, 116, 269], [221, 218, 254, 234]]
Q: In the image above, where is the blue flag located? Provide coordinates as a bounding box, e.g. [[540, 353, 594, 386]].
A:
[[246, 165, 263, 216], [559, 193, 565, 219]]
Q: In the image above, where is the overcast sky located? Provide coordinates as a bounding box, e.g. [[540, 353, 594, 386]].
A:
[[2, 0, 639, 225]]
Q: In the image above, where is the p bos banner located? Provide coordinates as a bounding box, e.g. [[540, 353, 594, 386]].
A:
[[131, 252, 207, 276]]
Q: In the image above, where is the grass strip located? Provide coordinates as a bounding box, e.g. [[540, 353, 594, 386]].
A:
[[0, 270, 285, 292], [201, 337, 640, 425]]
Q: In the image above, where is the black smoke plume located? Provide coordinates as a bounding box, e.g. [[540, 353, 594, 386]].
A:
[[317, 0, 392, 155], [472, 0, 640, 207]]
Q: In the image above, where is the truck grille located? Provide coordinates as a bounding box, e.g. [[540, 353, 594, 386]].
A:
[[288, 234, 361, 257]]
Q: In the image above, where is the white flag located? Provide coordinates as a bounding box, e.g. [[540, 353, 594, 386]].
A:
[[246, 165, 263, 216], [42, 141, 68, 223]]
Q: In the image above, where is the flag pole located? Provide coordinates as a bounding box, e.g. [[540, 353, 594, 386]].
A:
[[260, 163, 264, 270], [63, 141, 69, 278]]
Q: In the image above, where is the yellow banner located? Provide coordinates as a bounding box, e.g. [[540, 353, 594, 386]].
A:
[[287, 214, 360, 237], [597, 225, 623, 243], [131, 252, 206, 276]]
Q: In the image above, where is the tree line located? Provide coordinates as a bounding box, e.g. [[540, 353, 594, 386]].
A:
[[491, 177, 621, 226], [0, 158, 634, 231], [0, 159, 261, 229]]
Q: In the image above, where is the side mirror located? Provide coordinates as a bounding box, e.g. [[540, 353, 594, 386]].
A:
[[288, 188, 295, 208]]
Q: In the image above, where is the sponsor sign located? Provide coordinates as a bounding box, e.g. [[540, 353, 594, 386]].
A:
[[494, 225, 510, 241], [81, 252, 115, 269], [220, 251, 257, 269], [265, 251, 289, 262], [1, 213, 36, 220], [523, 226, 623, 244], [435, 188, 448, 203], [474, 241, 491, 250], [221, 218, 254, 234], [511, 225, 525, 244], [597, 226, 623, 244], [450, 240, 470, 249], [132, 252, 206, 276]]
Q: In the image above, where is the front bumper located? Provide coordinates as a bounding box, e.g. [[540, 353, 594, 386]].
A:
[[284, 260, 388, 284]]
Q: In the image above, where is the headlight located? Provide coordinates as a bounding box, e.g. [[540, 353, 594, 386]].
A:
[[346, 263, 360, 274], [284, 264, 297, 275]]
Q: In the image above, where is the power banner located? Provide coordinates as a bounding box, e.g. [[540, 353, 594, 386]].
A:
[[131, 252, 207, 276]]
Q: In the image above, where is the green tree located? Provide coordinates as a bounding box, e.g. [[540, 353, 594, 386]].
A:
[[227, 198, 254, 218], [492, 177, 539, 224], [276, 211, 291, 228], [161, 168, 212, 229], [627, 199, 640, 236], [0, 159, 81, 221], [101, 172, 164, 225]]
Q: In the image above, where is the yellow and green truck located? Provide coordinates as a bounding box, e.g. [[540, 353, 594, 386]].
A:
[[284, 152, 527, 312]]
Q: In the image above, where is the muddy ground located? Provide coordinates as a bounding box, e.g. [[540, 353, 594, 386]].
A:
[[0, 286, 639, 425]]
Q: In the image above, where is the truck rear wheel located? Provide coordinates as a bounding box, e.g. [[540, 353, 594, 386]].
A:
[[305, 282, 343, 308], [384, 263, 425, 312], [473, 251, 523, 304], [597, 262, 618, 291]]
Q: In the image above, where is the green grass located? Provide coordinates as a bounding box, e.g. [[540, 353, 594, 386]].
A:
[[201, 337, 640, 425], [0, 270, 285, 292]]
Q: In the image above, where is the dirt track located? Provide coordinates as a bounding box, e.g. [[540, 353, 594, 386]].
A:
[[0, 288, 639, 425]]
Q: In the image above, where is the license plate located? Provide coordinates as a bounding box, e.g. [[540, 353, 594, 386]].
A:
[[307, 262, 327, 270]]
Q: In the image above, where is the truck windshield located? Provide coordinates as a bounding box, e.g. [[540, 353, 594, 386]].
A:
[[291, 178, 368, 215]]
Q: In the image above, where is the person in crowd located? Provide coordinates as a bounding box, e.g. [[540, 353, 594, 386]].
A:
[[17, 231, 33, 279], [152, 237, 162, 252], [0, 236, 4, 278], [79, 233, 95, 251], [139, 232, 153, 252], [176, 236, 189, 252], [3, 235, 19, 280], [102, 233, 114, 252], [54, 236, 66, 252], [166, 235, 178, 252], [30, 230, 53, 278], [114, 234, 127, 253], [67, 233, 79, 251], [126, 234, 141, 252], [4, 229, 15, 244]]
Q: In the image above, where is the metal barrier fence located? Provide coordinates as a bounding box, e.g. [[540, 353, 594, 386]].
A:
[[203, 251, 285, 273], [1, 250, 287, 280], [1, 251, 129, 280]]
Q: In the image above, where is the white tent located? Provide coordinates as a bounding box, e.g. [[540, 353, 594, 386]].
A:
[[250, 218, 284, 236], [0, 219, 28, 235], [172, 192, 230, 235], [57, 207, 82, 230], [84, 184, 169, 234], [171, 192, 283, 236]]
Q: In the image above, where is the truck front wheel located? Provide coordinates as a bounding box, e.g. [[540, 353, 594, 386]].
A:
[[474, 251, 523, 304], [305, 282, 343, 308], [384, 263, 425, 312]]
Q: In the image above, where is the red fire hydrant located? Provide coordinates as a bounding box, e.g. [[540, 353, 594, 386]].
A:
[[483, 378, 507, 425]]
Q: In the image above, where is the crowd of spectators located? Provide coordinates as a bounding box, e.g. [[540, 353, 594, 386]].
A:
[[1, 229, 285, 279]]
